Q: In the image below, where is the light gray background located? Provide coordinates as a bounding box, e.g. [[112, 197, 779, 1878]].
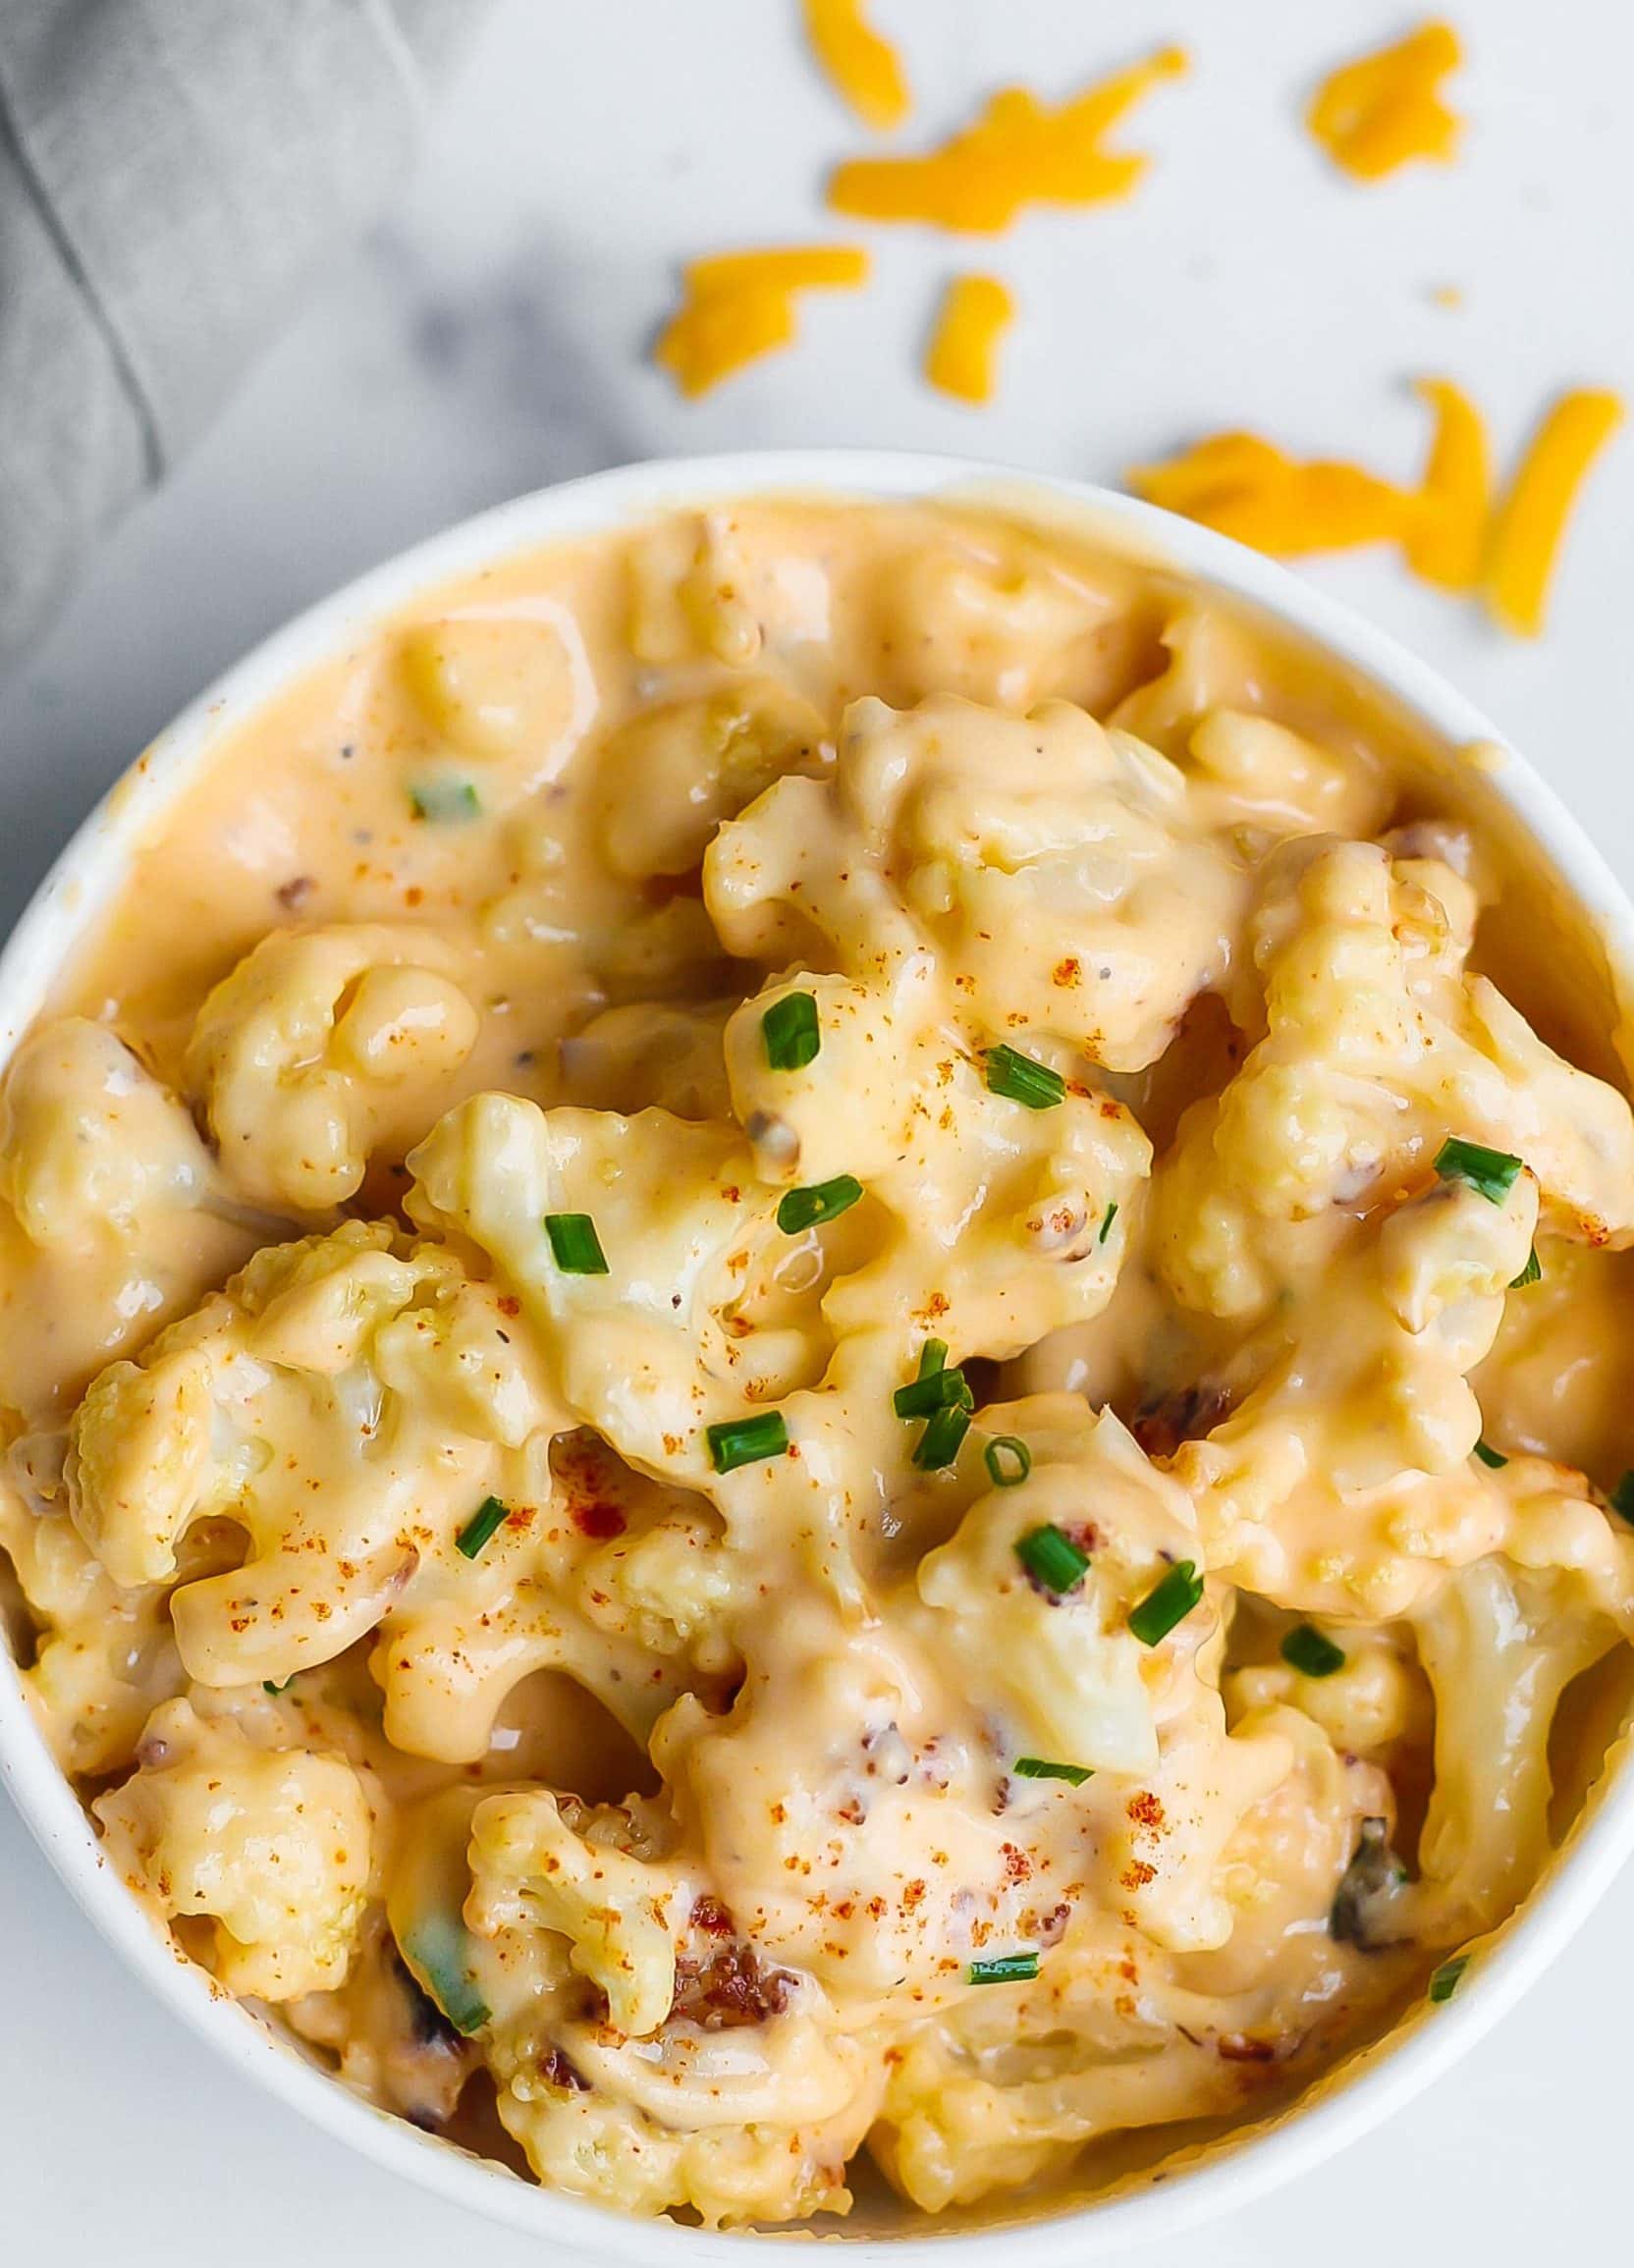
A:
[[2, 3, 1629, 2257]]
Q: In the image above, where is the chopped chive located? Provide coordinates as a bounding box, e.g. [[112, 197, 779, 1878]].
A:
[[894, 1365, 973, 1420], [403, 1915, 490, 2036], [1014, 1522, 1090, 1594], [985, 1436, 1031, 1487], [776, 1174, 863, 1235], [1472, 1438, 1507, 1470], [262, 1677, 293, 1696], [1434, 1136, 1523, 1205], [707, 1412, 789, 1473], [762, 992, 820, 1071], [1510, 1246, 1541, 1289], [456, 1494, 510, 1559], [917, 1338, 949, 1379], [408, 778, 481, 824], [1610, 1472, 1634, 1526], [1098, 1201, 1118, 1244], [1012, 1756, 1092, 1785], [543, 1212, 609, 1274], [1128, 1560, 1204, 1647], [985, 1044, 1065, 1110], [1280, 1624, 1345, 1679], [968, 1951, 1040, 1985], [913, 1403, 972, 1471], [1428, 1953, 1469, 2005]]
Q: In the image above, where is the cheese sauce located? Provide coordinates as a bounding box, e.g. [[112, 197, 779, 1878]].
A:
[[3, 498, 1633, 2232]]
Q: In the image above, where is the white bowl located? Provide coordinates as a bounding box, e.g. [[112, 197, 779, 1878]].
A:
[[4, 452, 1632, 2264]]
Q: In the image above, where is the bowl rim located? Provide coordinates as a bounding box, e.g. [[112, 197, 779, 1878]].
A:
[[4, 446, 1633, 2264]]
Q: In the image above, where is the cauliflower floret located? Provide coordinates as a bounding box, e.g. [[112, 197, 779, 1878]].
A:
[[93, 1697, 373, 1998], [626, 510, 828, 671], [557, 999, 734, 1122], [400, 609, 594, 775], [1155, 837, 1634, 1322], [706, 695, 1247, 1072], [184, 924, 481, 1211], [864, 533, 1116, 712], [1177, 1170, 1540, 1617], [593, 679, 831, 880], [915, 1400, 1206, 1776], [1184, 707, 1392, 840]]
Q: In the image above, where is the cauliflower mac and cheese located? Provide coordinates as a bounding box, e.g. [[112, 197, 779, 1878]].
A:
[[4, 499, 1633, 2230]]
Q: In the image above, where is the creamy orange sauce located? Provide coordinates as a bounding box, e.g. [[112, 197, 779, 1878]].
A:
[[4, 498, 1634, 2233]]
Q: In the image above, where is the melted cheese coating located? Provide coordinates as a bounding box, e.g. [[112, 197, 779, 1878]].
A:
[[3, 498, 1633, 2234]]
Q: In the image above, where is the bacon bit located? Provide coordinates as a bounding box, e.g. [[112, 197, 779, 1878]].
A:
[[671, 1941, 793, 2029], [690, 1895, 735, 1936], [1131, 1381, 1230, 1461], [571, 1498, 626, 1540], [1218, 2031, 1279, 2064], [540, 2044, 590, 2091]]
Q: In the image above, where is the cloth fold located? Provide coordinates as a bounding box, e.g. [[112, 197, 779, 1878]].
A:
[[0, 0, 484, 662]]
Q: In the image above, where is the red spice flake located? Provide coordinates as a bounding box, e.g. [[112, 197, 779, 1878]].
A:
[[1053, 956, 1082, 988], [690, 1895, 735, 1936], [1120, 1861, 1157, 1890], [901, 1879, 927, 1912], [1126, 1791, 1166, 1834], [722, 1185, 740, 1203], [498, 1295, 521, 1318]]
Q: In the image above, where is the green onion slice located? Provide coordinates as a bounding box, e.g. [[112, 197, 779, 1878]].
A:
[[456, 1494, 510, 1559], [762, 992, 820, 1071], [1128, 1559, 1204, 1647], [1280, 1623, 1345, 1679], [707, 1412, 790, 1473], [1434, 1136, 1523, 1205], [968, 1951, 1040, 1985], [917, 1338, 949, 1379], [1510, 1246, 1541, 1289], [1014, 1522, 1090, 1594], [984, 1436, 1031, 1487], [1098, 1201, 1118, 1244], [1473, 1438, 1507, 1470], [985, 1044, 1065, 1109], [262, 1677, 293, 1697], [1609, 1472, 1634, 1526], [776, 1174, 863, 1235], [408, 778, 481, 824], [1012, 1756, 1092, 1785], [1428, 1953, 1469, 2005], [912, 1403, 971, 1471], [403, 1914, 491, 2036], [894, 1365, 974, 1421], [543, 1212, 609, 1274]]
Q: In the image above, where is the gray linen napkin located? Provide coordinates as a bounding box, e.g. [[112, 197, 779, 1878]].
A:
[[0, 0, 486, 663]]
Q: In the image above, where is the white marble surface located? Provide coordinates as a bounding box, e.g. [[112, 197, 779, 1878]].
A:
[[4, 2, 1632, 2258]]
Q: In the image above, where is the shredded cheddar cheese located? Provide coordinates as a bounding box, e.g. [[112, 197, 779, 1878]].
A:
[[1485, 389, 1625, 637], [803, 0, 910, 132], [655, 245, 869, 398], [1128, 431, 1419, 558], [1130, 379, 1622, 635], [828, 46, 1187, 233], [924, 274, 1014, 405], [1307, 21, 1464, 183], [1405, 378, 1491, 592]]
